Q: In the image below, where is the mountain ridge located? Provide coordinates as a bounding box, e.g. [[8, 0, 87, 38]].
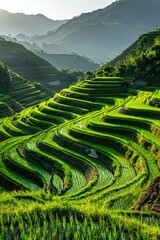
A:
[[0, 9, 67, 36]]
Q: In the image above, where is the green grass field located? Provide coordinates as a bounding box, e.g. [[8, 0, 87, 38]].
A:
[[0, 77, 160, 239]]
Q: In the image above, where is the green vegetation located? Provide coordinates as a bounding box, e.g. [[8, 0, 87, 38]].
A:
[[0, 61, 12, 93], [0, 66, 55, 118], [0, 71, 160, 239], [109, 30, 160, 66]]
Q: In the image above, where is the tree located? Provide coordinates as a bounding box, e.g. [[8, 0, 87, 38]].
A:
[[103, 66, 115, 76], [116, 61, 126, 77], [137, 36, 150, 51]]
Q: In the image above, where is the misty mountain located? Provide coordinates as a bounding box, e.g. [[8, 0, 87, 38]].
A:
[[0, 9, 67, 36], [26, 0, 160, 63], [34, 52, 99, 71], [0, 34, 98, 72]]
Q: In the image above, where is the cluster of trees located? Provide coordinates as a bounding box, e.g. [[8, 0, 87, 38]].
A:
[[61, 68, 84, 80], [0, 61, 12, 93], [95, 35, 160, 86]]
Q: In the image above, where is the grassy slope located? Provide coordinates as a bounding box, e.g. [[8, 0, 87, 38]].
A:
[[0, 76, 159, 238], [0, 73, 55, 118]]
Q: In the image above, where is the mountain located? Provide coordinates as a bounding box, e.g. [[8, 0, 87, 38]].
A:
[[0, 9, 67, 36], [35, 51, 99, 71], [29, 0, 160, 63], [0, 39, 78, 92]]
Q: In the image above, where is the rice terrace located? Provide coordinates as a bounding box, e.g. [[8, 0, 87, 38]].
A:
[[0, 0, 160, 239]]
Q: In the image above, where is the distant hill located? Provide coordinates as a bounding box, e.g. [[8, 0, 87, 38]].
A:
[[28, 0, 160, 63], [0, 9, 67, 36], [0, 39, 78, 92], [35, 51, 99, 71]]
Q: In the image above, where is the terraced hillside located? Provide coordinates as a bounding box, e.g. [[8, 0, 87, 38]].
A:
[[0, 74, 53, 118], [0, 77, 160, 239]]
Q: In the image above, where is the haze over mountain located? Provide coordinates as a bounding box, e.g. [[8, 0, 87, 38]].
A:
[[34, 52, 99, 71], [0, 9, 67, 36], [22, 0, 160, 63]]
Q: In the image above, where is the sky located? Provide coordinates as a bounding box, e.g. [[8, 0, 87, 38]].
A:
[[0, 0, 114, 20]]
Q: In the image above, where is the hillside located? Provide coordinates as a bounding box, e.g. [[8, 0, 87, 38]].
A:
[[35, 51, 99, 71], [0, 73, 159, 238], [109, 30, 160, 66], [28, 0, 160, 63], [0, 9, 67, 36], [92, 30, 160, 87], [0, 62, 54, 118], [0, 39, 79, 92]]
